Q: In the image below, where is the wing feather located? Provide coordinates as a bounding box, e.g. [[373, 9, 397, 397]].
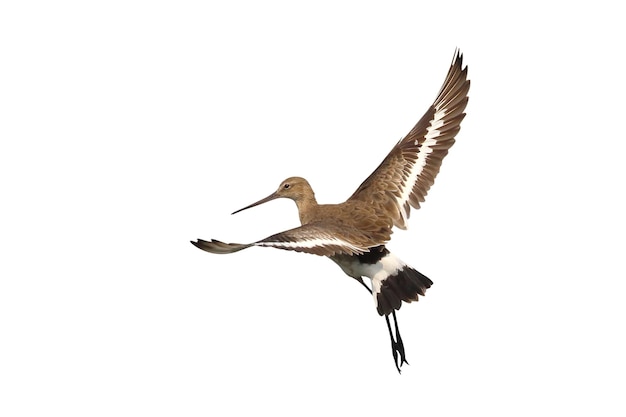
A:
[[348, 50, 470, 229], [191, 222, 374, 257]]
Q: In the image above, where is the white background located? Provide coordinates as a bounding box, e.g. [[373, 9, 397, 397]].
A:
[[2, 1, 625, 416]]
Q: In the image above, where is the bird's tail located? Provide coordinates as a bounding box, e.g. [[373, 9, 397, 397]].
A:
[[372, 252, 433, 316]]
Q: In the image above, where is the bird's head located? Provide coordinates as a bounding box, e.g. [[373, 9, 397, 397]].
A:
[[232, 177, 315, 214]]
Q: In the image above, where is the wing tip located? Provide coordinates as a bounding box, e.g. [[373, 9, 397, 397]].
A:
[[190, 238, 252, 254], [452, 47, 467, 71]]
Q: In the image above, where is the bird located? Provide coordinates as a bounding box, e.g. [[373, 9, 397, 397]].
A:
[[191, 50, 470, 373]]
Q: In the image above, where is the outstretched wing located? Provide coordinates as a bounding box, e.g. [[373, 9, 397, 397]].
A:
[[191, 222, 376, 257], [348, 50, 470, 229]]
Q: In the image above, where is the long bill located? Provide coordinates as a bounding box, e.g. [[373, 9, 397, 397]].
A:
[[231, 192, 280, 215]]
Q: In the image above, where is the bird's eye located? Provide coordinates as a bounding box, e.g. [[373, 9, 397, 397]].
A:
[[284, 184, 290, 189]]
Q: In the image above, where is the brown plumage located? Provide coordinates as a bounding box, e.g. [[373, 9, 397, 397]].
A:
[[191, 50, 470, 373]]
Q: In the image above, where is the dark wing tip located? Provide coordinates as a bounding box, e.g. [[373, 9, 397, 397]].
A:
[[190, 238, 252, 254], [453, 48, 466, 69]]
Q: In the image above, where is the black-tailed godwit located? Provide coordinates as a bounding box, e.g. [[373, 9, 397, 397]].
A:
[[192, 50, 470, 373]]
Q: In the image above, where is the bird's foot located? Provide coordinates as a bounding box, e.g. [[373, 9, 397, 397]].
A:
[[386, 313, 409, 373], [393, 311, 409, 367]]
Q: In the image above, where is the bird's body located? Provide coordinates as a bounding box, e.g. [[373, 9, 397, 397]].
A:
[[192, 50, 470, 372]]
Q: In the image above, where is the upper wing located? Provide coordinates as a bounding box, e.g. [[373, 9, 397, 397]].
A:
[[348, 50, 470, 229], [191, 221, 376, 257]]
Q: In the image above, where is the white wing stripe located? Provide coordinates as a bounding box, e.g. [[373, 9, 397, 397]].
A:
[[256, 236, 364, 252], [397, 108, 447, 223]]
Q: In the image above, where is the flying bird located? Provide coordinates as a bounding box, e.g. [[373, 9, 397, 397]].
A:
[[192, 50, 470, 373]]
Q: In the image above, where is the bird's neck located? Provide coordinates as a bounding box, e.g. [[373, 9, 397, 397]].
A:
[[295, 195, 319, 225]]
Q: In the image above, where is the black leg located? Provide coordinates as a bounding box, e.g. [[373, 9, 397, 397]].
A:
[[355, 277, 373, 294], [385, 314, 402, 373], [355, 276, 408, 373], [392, 310, 409, 367]]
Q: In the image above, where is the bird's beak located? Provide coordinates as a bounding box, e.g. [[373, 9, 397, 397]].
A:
[[232, 192, 280, 215]]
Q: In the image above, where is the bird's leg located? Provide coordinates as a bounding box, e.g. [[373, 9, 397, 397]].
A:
[[355, 277, 373, 294], [385, 314, 402, 373], [355, 276, 408, 373], [392, 310, 409, 367]]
